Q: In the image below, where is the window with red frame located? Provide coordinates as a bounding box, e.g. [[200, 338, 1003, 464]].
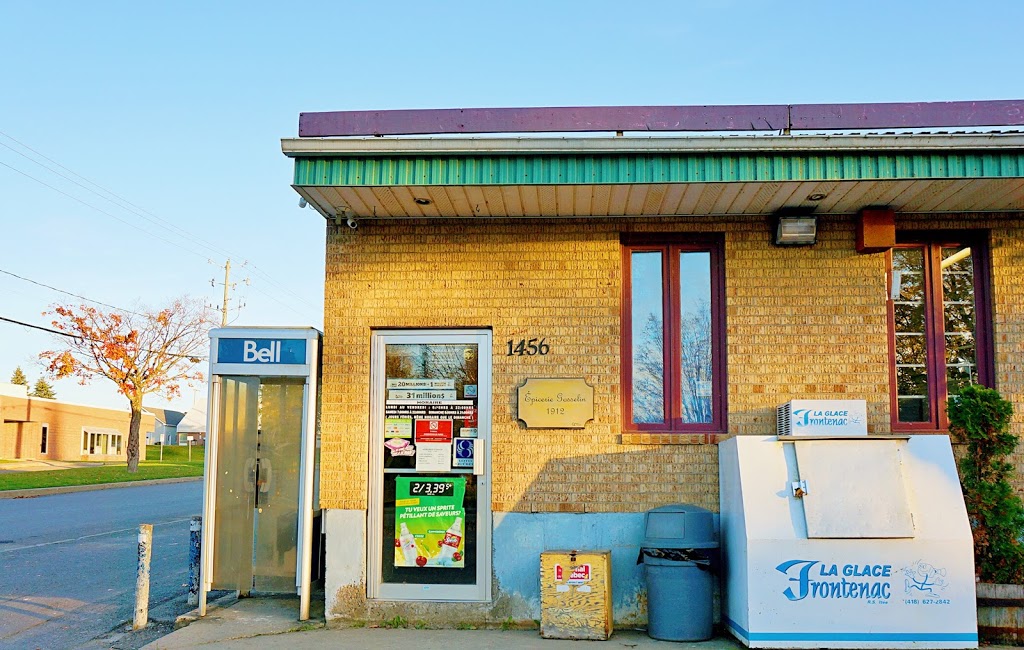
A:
[[621, 236, 726, 432], [887, 235, 993, 430]]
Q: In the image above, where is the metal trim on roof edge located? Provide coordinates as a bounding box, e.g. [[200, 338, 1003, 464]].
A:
[[282, 133, 1024, 156]]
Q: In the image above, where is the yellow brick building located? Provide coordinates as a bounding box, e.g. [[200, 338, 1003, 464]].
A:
[[0, 383, 151, 462], [281, 103, 1024, 625]]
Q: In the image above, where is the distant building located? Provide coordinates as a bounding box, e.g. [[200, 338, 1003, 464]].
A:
[[0, 382, 152, 462], [144, 407, 186, 445], [176, 397, 207, 445]]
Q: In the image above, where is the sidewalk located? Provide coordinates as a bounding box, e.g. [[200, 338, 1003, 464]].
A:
[[140, 596, 746, 650], [0, 458, 107, 472]]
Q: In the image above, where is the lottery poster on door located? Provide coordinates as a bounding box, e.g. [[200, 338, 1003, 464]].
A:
[[394, 476, 466, 569]]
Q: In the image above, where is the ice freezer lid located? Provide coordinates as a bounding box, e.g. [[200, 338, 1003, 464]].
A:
[[793, 438, 915, 539], [642, 504, 718, 549]]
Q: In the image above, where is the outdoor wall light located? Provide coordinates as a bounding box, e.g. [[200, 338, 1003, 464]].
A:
[[773, 215, 818, 246]]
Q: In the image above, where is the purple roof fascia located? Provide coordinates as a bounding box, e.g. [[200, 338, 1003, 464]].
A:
[[299, 105, 789, 137], [791, 100, 1024, 130], [298, 100, 1024, 138]]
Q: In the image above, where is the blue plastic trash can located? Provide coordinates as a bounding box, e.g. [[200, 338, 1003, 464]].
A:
[[640, 504, 718, 641]]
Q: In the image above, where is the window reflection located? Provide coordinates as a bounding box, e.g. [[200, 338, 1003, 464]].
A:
[[624, 239, 723, 432], [631, 251, 665, 424], [890, 243, 980, 426], [679, 252, 712, 424], [892, 248, 929, 423]]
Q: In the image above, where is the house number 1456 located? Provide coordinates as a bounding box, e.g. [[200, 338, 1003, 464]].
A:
[[506, 338, 549, 356]]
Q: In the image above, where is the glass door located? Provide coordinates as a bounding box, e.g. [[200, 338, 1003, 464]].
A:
[[211, 376, 259, 592], [252, 377, 305, 592], [368, 330, 492, 601]]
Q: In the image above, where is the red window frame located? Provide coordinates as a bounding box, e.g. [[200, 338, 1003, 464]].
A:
[[620, 234, 727, 433], [886, 231, 994, 431]]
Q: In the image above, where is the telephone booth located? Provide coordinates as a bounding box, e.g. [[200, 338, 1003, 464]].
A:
[[199, 327, 321, 620]]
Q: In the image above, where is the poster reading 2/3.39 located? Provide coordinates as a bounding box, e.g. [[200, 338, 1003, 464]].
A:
[[395, 476, 466, 568]]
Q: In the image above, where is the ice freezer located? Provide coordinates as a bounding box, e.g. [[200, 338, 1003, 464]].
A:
[[719, 430, 977, 649]]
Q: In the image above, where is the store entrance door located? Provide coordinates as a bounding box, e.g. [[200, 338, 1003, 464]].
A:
[[368, 330, 491, 601]]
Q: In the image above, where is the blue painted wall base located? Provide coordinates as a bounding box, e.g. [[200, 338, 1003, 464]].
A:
[[493, 512, 650, 623]]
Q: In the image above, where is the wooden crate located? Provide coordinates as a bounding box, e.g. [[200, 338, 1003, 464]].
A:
[[540, 550, 613, 640]]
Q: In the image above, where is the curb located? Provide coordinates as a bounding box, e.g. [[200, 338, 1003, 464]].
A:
[[0, 476, 202, 500], [173, 592, 240, 629]]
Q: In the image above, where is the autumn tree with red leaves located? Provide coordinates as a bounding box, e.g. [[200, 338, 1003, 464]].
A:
[[41, 298, 212, 472]]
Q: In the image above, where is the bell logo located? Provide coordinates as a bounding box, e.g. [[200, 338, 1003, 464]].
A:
[[243, 340, 281, 363]]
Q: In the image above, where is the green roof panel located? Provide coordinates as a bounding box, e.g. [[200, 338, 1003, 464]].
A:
[[294, 152, 1024, 187]]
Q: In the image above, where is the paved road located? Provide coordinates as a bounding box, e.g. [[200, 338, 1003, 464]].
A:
[[0, 481, 203, 649]]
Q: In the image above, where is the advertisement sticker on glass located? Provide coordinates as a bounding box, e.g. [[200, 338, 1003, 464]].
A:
[[387, 378, 456, 390], [385, 438, 415, 457], [386, 401, 475, 420], [394, 476, 466, 569], [415, 442, 452, 471], [385, 418, 413, 438], [388, 389, 458, 400], [453, 438, 475, 468], [415, 419, 453, 444]]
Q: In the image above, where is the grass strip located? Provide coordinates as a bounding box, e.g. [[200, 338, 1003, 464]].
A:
[[0, 445, 204, 491]]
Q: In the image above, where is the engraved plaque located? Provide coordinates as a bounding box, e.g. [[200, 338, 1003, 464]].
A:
[[517, 378, 594, 429]]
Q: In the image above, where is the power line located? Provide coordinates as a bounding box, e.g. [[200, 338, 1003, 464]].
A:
[[0, 159, 208, 259], [0, 267, 140, 315], [0, 314, 74, 338], [0, 131, 234, 261], [0, 132, 322, 319], [0, 315, 208, 361], [243, 264, 321, 312]]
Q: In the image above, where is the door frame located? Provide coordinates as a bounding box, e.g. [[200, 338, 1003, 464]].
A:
[[367, 329, 492, 602]]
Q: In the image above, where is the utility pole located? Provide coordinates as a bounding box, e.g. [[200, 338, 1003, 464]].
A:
[[210, 259, 248, 326], [220, 259, 231, 327]]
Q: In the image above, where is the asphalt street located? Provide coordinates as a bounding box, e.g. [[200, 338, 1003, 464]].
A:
[[0, 480, 202, 649]]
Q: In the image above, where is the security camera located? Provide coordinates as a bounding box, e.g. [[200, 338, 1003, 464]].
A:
[[346, 216, 358, 230], [298, 197, 308, 208]]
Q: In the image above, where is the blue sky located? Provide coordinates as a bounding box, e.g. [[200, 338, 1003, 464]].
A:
[[1, 0, 1020, 413]]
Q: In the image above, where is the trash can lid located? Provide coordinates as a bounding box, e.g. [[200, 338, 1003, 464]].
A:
[[642, 503, 718, 549]]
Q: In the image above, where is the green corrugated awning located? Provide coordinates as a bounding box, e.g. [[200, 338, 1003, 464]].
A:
[[294, 151, 1024, 187], [282, 135, 1024, 218]]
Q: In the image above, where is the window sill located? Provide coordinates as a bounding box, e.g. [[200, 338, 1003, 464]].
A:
[[621, 432, 728, 445]]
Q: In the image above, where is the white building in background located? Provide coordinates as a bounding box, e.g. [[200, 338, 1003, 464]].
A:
[[176, 397, 207, 445]]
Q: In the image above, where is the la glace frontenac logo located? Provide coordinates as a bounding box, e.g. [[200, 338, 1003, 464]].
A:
[[776, 560, 893, 602], [776, 559, 953, 606]]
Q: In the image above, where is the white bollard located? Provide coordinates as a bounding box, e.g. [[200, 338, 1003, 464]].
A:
[[134, 524, 153, 630]]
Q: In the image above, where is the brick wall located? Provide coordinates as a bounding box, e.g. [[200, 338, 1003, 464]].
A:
[[320, 212, 1024, 514], [0, 395, 152, 462]]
